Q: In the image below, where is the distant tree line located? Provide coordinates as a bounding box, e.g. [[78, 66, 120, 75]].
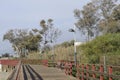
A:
[[55, 40, 74, 48], [0, 53, 13, 57], [3, 19, 61, 57]]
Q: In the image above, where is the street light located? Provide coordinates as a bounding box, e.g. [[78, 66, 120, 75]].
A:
[[69, 25, 77, 66]]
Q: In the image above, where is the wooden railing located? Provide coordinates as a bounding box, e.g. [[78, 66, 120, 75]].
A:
[[41, 59, 48, 66], [64, 63, 120, 80], [15, 61, 22, 80], [7, 61, 22, 80], [7, 59, 119, 80]]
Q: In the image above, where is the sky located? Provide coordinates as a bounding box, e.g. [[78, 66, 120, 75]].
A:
[[0, 0, 90, 55]]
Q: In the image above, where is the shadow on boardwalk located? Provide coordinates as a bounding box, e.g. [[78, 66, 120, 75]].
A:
[[23, 65, 43, 80]]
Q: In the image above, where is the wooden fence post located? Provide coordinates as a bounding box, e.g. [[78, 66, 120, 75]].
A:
[[86, 64, 89, 80], [109, 66, 112, 80], [69, 62, 72, 75], [92, 64, 96, 79], [65, 62, 68, 75], [100, 65, 104, 80], [81, 64, 84, 80], [76, 64, 80, 79]]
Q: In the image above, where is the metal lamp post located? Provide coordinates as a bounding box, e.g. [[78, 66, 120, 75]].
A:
[[51, 41, 55, 61], [69, 25, 77, 66]]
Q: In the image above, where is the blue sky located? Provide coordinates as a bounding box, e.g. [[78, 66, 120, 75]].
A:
[[0, 0, 90, 55]]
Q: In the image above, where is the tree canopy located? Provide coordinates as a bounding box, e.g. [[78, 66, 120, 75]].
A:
[[3, 29, 42, 57], [33, 19, 61, 52], [3, 19, 61, 57], [74, 0, 120, 40], [74, 2, 99, 41]]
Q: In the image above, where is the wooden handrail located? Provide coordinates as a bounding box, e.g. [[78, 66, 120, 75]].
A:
[[15, 61, 21, 80], [7, 61, 21, 80], [63, 62, 120, 80]]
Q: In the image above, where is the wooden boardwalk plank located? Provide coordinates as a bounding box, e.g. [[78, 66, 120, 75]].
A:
[[30, 65, 77, 80]]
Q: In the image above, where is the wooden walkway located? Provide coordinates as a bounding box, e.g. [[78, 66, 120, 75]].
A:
[[0, 72, 11, 80], [21, 65, 77, 80]]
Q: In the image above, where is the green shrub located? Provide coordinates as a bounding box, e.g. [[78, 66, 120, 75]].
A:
[[72, 65, 77, 77], [79, 33, 120, 64]]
